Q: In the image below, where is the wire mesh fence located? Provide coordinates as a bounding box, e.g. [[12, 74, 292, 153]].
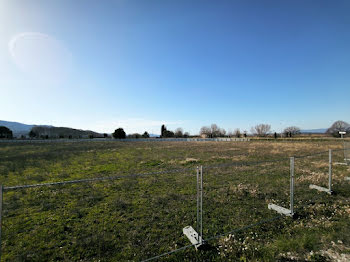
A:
[[0, 144, 350, 261], [345, 142, 350, 163], [3, 184, 108, 260], [203, 159, 290, 240], [1, 169, 197, 261], [293, 151, 331, 214]]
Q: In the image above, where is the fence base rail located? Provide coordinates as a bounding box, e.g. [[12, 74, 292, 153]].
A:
[[268, 203, 294, 217], [183, 226, 203, 249], [309, 184, 332, 195]]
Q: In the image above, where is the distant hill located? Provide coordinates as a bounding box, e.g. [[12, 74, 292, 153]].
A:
[[301, 128, 327, 134], [30, 126, 103, 139], [0, 120, 36, 137], [0, 120, 102, 138]]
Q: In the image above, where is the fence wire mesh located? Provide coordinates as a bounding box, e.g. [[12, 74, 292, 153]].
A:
[[1, 141, 349, 261], [2, 169, 197, 261], [294, 151, 330, 211], [203, 159, 290, 240], [344, 142, 350, 163]]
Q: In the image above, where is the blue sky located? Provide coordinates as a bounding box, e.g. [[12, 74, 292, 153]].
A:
[[1, 0, 350, 135]]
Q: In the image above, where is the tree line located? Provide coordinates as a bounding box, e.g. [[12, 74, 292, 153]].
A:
[[0, 120, 349, 139], [198, 121, 350, 138], [113, 120, 350, 139], [112, 128, 150, 139], [112, 125, 191, 139], [198, 123, 300, 138]]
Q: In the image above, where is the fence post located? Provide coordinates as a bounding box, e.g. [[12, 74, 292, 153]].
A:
[[344, 139, 346, 162], [196, 166, 199, 234], [329, 149, 332, 192], [290, 157, 294, 216], [196, 166, 203, 244], [200, 165, 203, 244], [182, 167, 204, 248], [0, 185, 3, 261]]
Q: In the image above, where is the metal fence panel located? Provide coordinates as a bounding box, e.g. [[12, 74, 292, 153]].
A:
[[2, 170, 197, 261], [203, 158, 290, 241]]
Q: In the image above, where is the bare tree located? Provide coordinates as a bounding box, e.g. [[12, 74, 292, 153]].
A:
[[326, 120, 350, 137], [200, 124, 226, 137], [251, 124, 271, 137], [219, 128, 226, 137], [174, 128, 184, 138], [234, 128, 241, 138], [211, 124, 226, 137], [211, 124, 220, 137], [283, 126, 301, 137], [200, 126, 211, 137]]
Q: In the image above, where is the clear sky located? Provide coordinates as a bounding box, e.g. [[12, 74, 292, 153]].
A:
[[1, 0, 350, 135]]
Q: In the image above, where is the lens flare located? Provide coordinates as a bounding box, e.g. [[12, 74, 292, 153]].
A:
[[8, 32, 72, 85]]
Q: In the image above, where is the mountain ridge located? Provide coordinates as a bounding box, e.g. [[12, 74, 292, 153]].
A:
[[0, 120, 102, 138], [300, 128, 327, 134]]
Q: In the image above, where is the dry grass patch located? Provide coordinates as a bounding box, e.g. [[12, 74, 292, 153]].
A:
[[297, 170, 328, 184], [179, 157, 199, 164]]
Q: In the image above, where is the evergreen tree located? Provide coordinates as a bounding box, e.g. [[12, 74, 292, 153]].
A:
[[113, 128, 126, 139]]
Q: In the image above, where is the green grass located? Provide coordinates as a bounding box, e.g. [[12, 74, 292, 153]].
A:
[[0, 140, 349, 261]]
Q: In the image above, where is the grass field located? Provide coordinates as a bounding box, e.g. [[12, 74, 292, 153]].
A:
[[0, 139, 350, 261]]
